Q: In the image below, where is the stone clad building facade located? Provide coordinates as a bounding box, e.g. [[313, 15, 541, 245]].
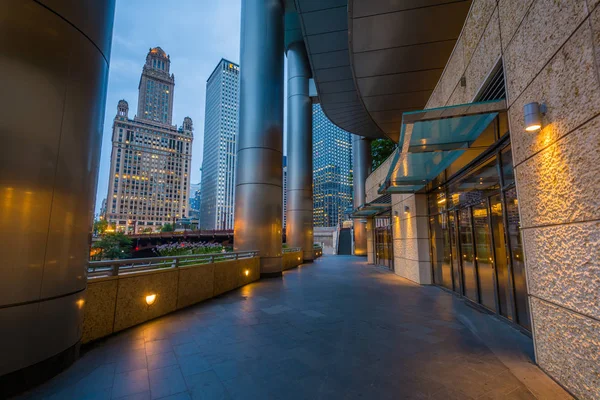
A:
[[365, 2, 600, 398], [106, 48, 193, 233]]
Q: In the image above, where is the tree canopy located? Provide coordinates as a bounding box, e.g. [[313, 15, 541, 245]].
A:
[[92, 233, 132, 260], [371, 138, 396, 170]]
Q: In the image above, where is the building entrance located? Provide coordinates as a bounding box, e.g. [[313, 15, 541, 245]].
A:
[[374, 216, 393, 270], [429, 142, 530, 331]]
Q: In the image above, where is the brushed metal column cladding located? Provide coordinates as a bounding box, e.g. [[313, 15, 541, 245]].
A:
[[0, 0, 115, 377], [352, 136, 372, 256], [234, 0, 285, 275], [286, 41, 314, 262]]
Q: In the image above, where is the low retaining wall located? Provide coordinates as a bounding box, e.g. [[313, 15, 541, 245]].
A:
[[283, 251, 303, 270], [82, 257, 260, 343], [313, 247, 323, 259]]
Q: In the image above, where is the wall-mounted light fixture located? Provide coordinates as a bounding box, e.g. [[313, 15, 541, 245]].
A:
[[524, 102, 547, 132], [145, 294, 157, 305], [244, 269, 249, 276], [404, 206, 410, 214], [394, 210, 399, 217]]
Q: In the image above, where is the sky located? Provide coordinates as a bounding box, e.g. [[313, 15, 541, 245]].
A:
[[95, 0, 242, 213]]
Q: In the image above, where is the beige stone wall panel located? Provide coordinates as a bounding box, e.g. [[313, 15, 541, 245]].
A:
[[213, 260, 239, 296], [516, 115, 600, 228], [464, 8, 502, 101], [504, 0, 588, 105], [531, 297, 600, 399], [509, 20, 600, 166], [436, 37, 465, 108], [393, 257, 432, 284], [524, 221, 600, 320], [82, 279, 118, 343], [238, 257, 260, 285], [283, 251, 303, 270], [497, 0, 534, 50], [462, 0, 497, 65], [113, 269, 178, 332], [393, 237, 430, 263], [176, 263, 215, 309]]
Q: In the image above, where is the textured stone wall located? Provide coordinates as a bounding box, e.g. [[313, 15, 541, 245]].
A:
[[391, 194, 432, 284], [421, 0, 600, 397], [282, 251, 303, 270], [82, 257, 261, 343], [365, 149, 397, 203]]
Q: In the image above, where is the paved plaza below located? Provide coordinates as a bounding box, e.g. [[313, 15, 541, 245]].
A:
[[17, 256, 571, 400]]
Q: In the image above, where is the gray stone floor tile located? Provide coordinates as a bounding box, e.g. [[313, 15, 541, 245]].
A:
[[111, 368, 149, 399], [184, 370, 230, 400], [147, 351, 179, 371], [148, 365, 187, 400], [14, 256, 566, 400]]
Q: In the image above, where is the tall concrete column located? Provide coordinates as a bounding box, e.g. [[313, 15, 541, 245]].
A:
[[0, 0, 115, 390], [286, 41, 313, 262], [234, 0, 285, 276], [352, 135, 372, 256]]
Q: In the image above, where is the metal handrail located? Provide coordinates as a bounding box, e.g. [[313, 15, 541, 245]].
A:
[[88, 250, 259, 278], [283, 247, 302, 253]]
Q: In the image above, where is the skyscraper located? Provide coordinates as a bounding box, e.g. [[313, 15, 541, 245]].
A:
[[313, 103, 353, 227], [105, 47, 193, 233], [200, 59, 239, 230], [282, 156, 287, 230]]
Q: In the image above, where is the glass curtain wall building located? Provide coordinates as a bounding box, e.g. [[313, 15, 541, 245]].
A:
[[200, 59, 239, 230], [312, 103, 353, 227]]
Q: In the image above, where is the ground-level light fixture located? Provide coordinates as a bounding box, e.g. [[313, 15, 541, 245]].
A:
[[145, 294, 157, 305], [524, 102, 546, 132]]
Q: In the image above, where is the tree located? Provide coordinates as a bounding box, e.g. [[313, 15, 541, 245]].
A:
[[371, 138, 397, 170], [93, 218, 109, 235], [92, 232, 132, 260], [161, 223, 174, 232]]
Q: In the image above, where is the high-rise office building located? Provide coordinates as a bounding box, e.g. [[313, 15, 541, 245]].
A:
[[105, 47, 193, 233], [200, 59, 239, 230], [313, 103, 353, 227], [283, 156, 287, 230]]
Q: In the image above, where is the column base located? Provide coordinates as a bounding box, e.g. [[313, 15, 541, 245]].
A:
[[261, 271, 283, 278], [0, 340, 80, 398]]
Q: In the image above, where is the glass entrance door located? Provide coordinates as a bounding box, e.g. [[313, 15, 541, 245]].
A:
[[458, 208, 478, 302], [472, 201, 496, 311], [374, 218, 393, 270]]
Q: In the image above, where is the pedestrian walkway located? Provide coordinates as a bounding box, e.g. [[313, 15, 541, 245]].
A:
[[17, 256, 571, 399]]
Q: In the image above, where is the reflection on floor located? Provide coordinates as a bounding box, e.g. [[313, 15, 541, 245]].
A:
[[16, 256, 571, 400]]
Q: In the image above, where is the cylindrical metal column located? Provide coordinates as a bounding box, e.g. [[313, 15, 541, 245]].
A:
[[0, 0, 115, 390], [352, 135, 372, 256], [286, 41, 314, 262], [234, 0, 285, 276]]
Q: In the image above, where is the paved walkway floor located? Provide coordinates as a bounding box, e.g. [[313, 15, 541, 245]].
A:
[[17, 256, 571, 400]]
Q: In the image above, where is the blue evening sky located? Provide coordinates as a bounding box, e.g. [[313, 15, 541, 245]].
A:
[[95, 0, 242, 213]]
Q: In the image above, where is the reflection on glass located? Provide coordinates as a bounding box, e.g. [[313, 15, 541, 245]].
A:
[[459, 208, 477, 301], [490, 194, 512, 320], [430, 213, 452, 290], [473, 201, 495, 310], [449, 212, 460, 293], [501, 146, 514, 187], [448, 156, 499, 209], [506, 188, 530, 330]]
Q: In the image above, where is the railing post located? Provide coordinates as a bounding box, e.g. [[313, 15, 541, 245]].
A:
[[175, 258, 179, 269], [112, 264, 119, 277], [210, 255, 214, 263]]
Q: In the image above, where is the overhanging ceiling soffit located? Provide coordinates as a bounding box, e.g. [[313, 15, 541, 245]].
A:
[[293, 0, 387, 140], [348, 0, 472, 142]]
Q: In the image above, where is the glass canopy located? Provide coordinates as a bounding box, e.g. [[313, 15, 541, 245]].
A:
[[381, 99, 506, 194]]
